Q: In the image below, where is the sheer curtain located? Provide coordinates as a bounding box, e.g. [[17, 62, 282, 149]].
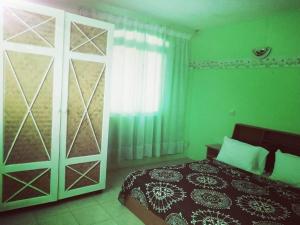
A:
[[80, 9, 190, 165]]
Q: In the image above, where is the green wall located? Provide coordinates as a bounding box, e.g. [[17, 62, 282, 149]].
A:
[[185, 10, 300, 160]]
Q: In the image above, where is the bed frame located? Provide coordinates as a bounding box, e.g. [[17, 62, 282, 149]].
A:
[[124, 123, 300, 225], [232, 123, 300, 172]]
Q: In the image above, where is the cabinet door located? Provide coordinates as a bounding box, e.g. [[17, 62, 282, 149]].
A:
[[0, 1, 64, 211], [59, 13, 113, 199]]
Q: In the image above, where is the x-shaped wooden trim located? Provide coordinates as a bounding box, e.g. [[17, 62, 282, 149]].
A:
[[6, 7, 54, 47], [71, 22, 106, 55], [67, 60, 105, 157], [66, 165, 98, 185], [4, 169, 50, 202], [4, 51, 53, 164], [66, 161, 99, 190]]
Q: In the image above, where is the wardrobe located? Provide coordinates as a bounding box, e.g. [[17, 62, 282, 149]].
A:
[[0, 1, 113, 211]]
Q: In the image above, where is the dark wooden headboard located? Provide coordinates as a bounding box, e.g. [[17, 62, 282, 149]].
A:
[[232, 123, 300, 172]]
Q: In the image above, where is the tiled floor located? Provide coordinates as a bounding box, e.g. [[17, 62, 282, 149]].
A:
[[0, 158, 191, 225]]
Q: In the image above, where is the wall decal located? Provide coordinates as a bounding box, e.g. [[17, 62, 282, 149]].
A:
[[189, 57, 300, 70]]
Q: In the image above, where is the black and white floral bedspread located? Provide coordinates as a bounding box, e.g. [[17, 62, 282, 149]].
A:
[[119, 159, 300, 225]]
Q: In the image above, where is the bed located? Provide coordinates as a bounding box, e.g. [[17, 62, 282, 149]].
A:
[[118, 124, 300, 225]]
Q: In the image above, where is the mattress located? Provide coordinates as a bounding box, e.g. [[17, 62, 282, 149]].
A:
[[119, 159, 300, 225]]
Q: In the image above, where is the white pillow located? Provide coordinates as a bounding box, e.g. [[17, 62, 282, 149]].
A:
[[216, 136, 268, 175], [270, 150, 300, 187]]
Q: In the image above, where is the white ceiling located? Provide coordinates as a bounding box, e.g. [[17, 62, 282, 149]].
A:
[[27, 0, 300, 31]]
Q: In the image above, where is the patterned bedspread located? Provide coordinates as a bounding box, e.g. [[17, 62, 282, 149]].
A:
[[119, 159, 300, 225]]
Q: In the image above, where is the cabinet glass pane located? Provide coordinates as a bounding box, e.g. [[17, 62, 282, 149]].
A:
[[3, 7, 55, 47], [3, 169, 50, 202], [70, 22, 107, 55], [66, 60, 105, 158], [65, 161, 100, 190], [4, 51, 53, 164]]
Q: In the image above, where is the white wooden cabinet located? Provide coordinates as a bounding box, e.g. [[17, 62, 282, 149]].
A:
[[0, 0, 113, 211]]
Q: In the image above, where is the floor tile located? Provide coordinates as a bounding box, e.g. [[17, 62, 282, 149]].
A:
[[32, 203, 69, 220], [70, 205, 111, 225], [100, 199, 129, 217], [93, 188, 120, 204], [65, 196, 98, 210], [0, 211, 37, 225], [113, 211, 144, 225], [90, 219, 118, 225], [36, 212, 78, 225]]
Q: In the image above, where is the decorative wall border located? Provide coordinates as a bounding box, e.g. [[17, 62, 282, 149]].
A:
[[189, 57, 300, 70]]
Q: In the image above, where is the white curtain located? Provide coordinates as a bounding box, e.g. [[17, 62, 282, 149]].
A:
[[80, 9, 190, 166]]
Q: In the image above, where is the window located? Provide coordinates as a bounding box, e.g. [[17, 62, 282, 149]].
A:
[[110, 30, 166, 114]]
